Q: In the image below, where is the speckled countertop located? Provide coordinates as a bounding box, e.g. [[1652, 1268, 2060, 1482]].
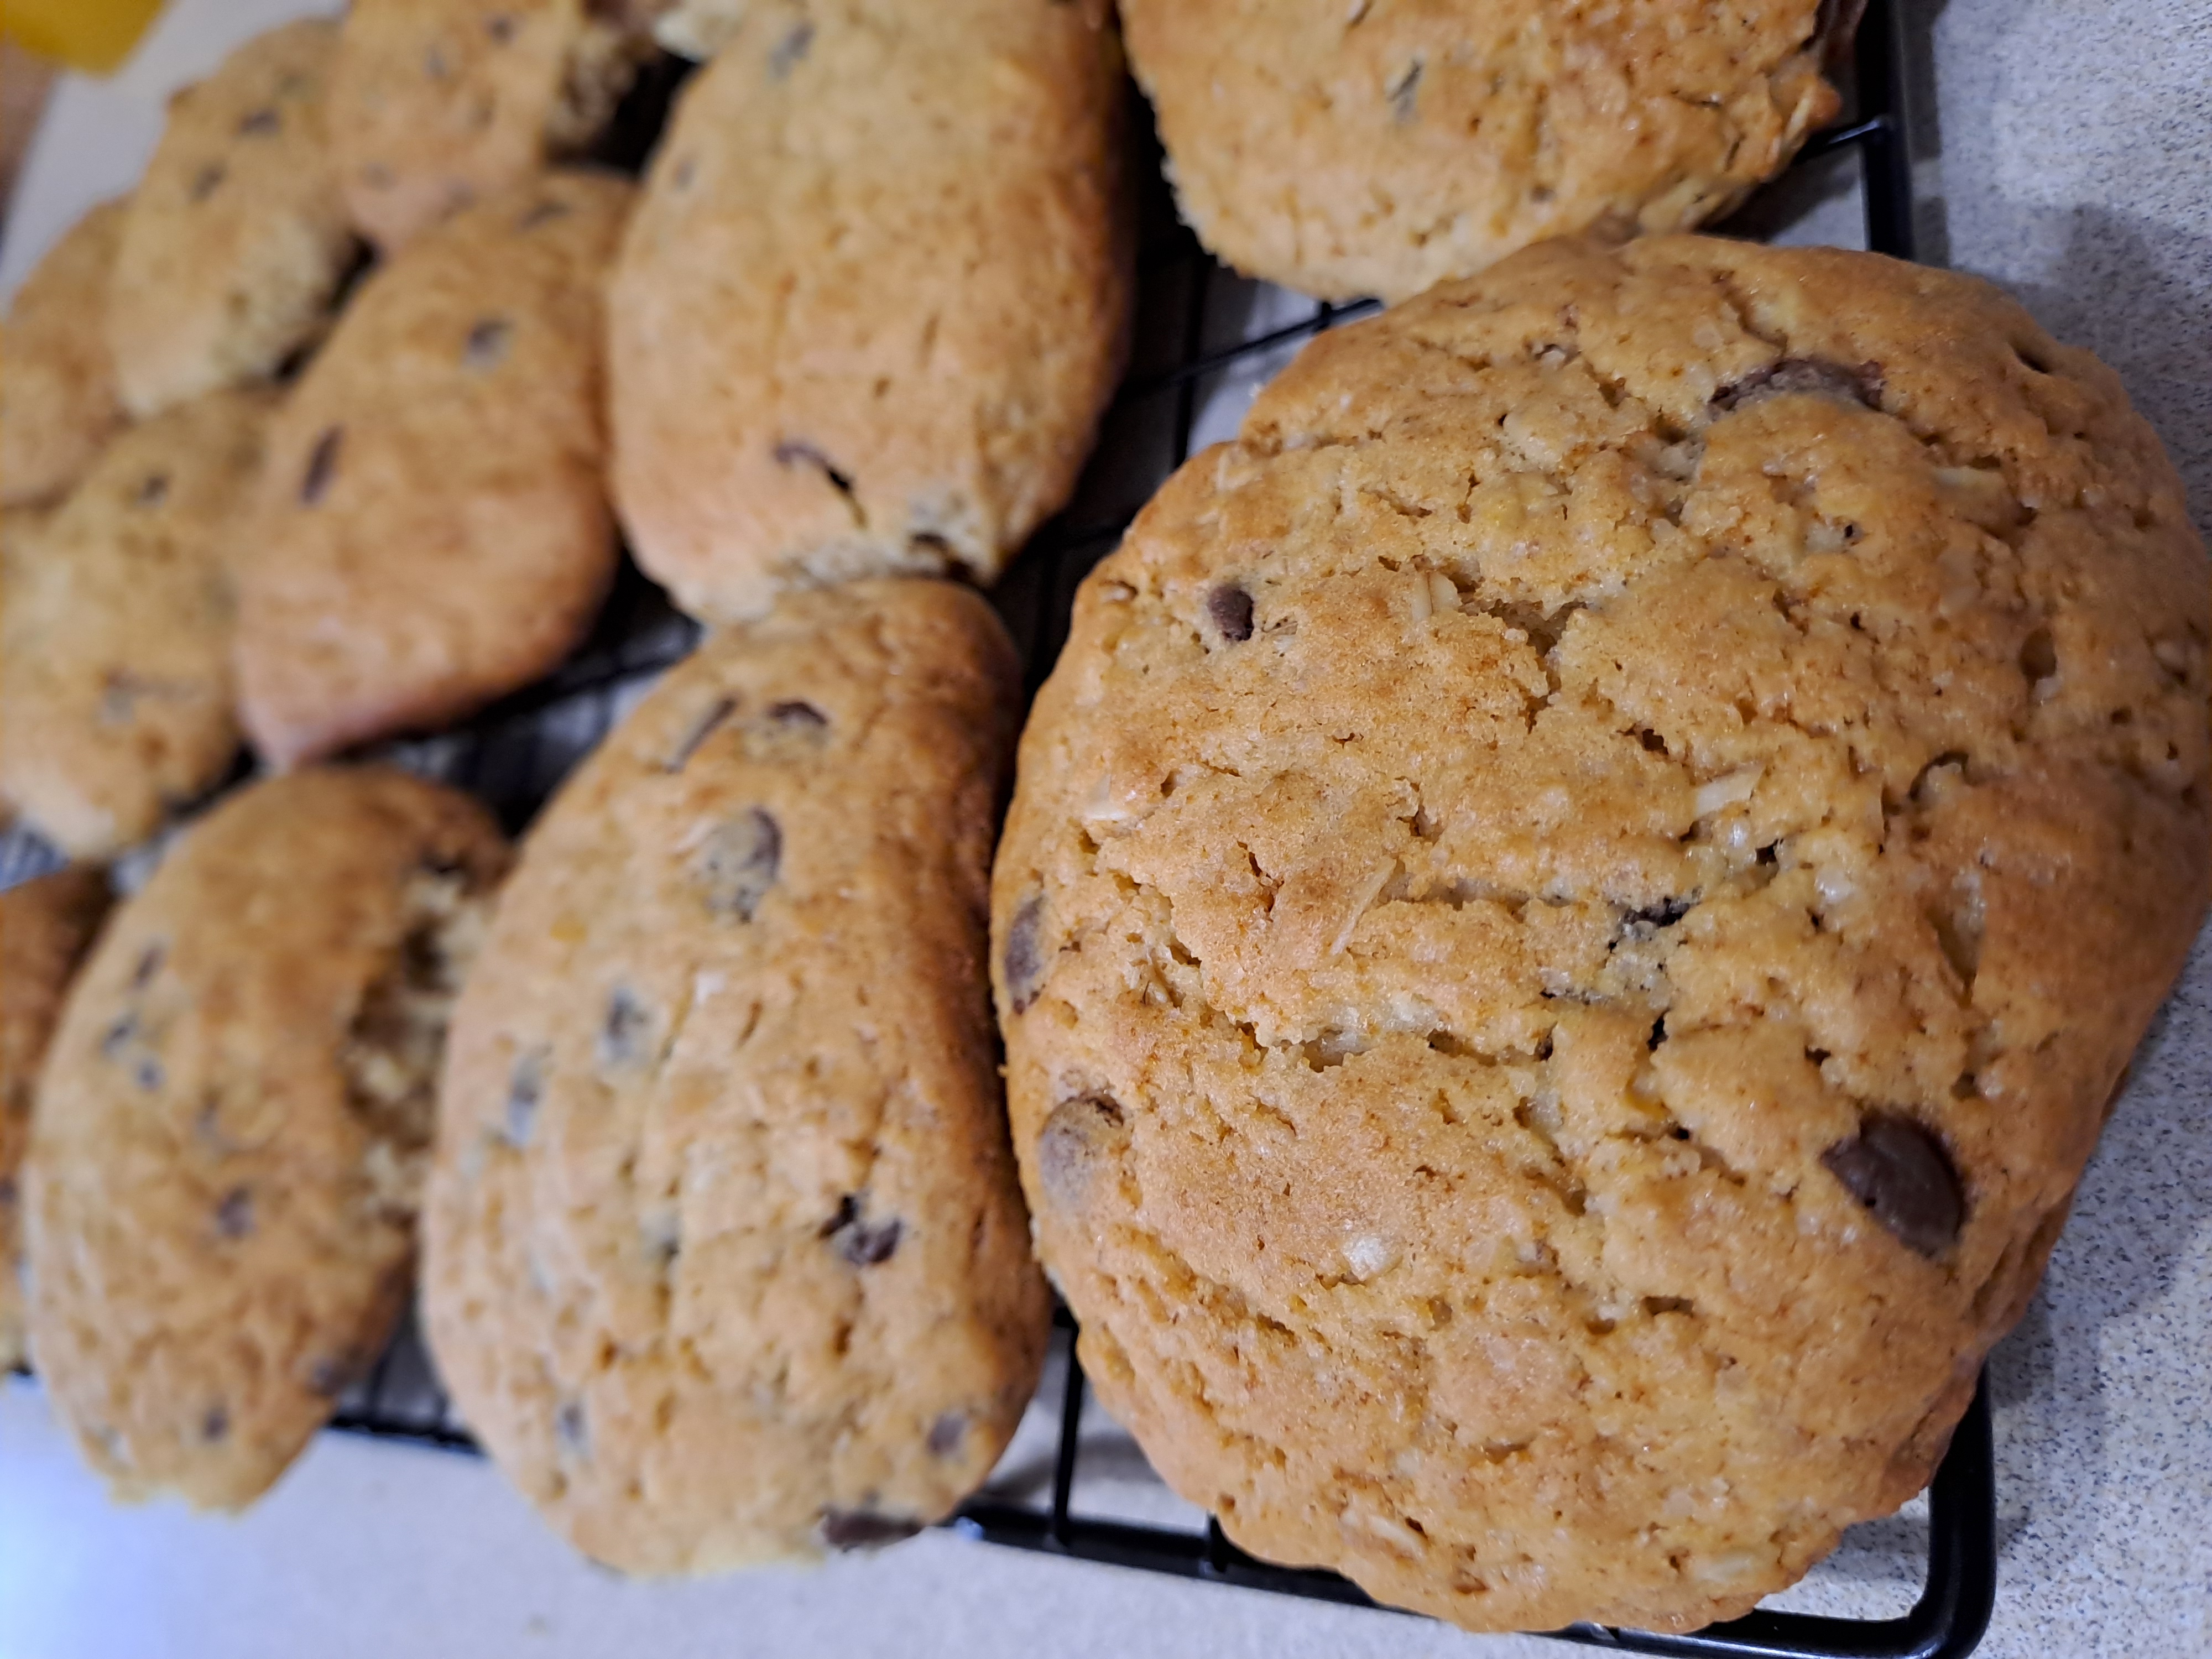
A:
[[0, 2, 2205, 1655]]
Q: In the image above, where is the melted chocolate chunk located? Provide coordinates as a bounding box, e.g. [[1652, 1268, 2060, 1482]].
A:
[[1002, 893, 1048, 1013], [819, 1508, 922, 1551], [1207, 582, 1255, 643], [1822, 1114, 1965, 1256], [300, 427, 343, 505], [1035, 1094, 1129, 1214], [696, 808, 781, 921]]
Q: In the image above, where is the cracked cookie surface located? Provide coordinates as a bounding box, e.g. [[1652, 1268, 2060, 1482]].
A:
[[424, 579, 1047, 1573], [607, 0, 1130, 622], [23, 766, 506, 1510], [992, 236, 2211, 1634], [1122, 0, 1850, 303]]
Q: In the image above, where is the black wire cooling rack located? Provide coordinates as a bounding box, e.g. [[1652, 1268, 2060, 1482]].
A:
[[6, 1, 1996, 1652]]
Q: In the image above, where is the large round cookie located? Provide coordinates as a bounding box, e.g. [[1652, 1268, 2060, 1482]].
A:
[[330, 0, 661, 253], [607, 0, 1130, 623], [0, 386, 274, 858], [23, 766, 507, 1509], [1122, 0, 1850, 302], [0, 199, 128, 508], [234, 170, 630, 768], [992, 237, 2211, 1633], [425, 580, 1047, 1573], [106, 19, 358, 419], [0, 867, 112, 1372]]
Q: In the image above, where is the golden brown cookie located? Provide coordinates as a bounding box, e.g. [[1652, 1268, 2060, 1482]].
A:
[[1121, 0, 1852, 302], [0, 867, 112, 1371], [234, 170, 630, 769], [106, 19, 358, 419], [992, 237, 2210, 1633], [0, 199, 129, 508], [23, 766, 507, 1509], [0, 387, 274, 859], [607, 0, 1131, 623], [330, 0, 662, 252], [424, 580, 1047, 1573]]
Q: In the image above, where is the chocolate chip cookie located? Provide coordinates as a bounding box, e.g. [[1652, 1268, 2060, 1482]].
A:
[[0, 386, 274, 858], [607, 0, 1131, 622], [234, 169, 630, 768], [0, 199, 129, 508], [424, 579, 1047, 1573], [22, 766, 507, 1509], [0, 867, 112, 1372], [993, 236, 2210, 1632], [330, 0, 662, 252], [1121, 0, 1854, 302], [106, 19, 359, 419]]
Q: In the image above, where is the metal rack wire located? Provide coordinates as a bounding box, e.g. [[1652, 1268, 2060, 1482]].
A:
[[8, 1, 1995, 1651]]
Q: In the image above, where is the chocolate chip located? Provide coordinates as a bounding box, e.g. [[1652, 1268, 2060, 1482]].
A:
[[664, 696, 735, 771], [189, 162, 226, 202], [1036, 1094, 1129, 1213], [135, 473, 170, 508], [518, 199, 572, 230], [1821, 1114, 1964, 1256], [504, 1051, 544, 1147], [1001, 893, 1051, 1013], [132, 944, 165, 988], [101, 1014, 138, 1059], [556, 1400, 588, 1457], [818, 1508, 921, 1551], [135, 1057, 164, 1093], [598, 987, 651, 1068], [486, 14, 516, 43], [1387, 58, 1423, 123], [927, 1410, 968, 1459], [215, 1187, 254, 1239], [696, 808, 781, 921], [768, 20, 815, 79], [2020, 627, 2058, 684], [0, 1176, 16, 1206], [424, 44, 452, 79], [300, 427, 343, 505], [1711, 358, 1885, 415], [306, 1354, 359, 1397], [202, 1405, 229, 1442], [823, 1195, 902, 1266], [236, 107, 279, 135], [1207, 582, 1255, 643], [773, 440, 855, 501], [462, 317, 512, 371], [766, 700, 827, 734]]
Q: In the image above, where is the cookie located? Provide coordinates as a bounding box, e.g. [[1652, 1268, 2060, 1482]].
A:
[[0, 199, 129, 508], [106, 19, 358, 419], [330, 0, 662, 253], [1121, 0, 1853, 302], [607, 0, 1131, 623], [22, 766, 507, 1509], [0, 867, 113, 1372], [234, 170, 630, 769], [0, 387, 274, 858], [992, 237, 2210, 1633], [424, 579, 1046, 1573]]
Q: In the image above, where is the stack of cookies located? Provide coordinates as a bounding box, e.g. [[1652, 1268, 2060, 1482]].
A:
[[2, 0, 2205, 1640]]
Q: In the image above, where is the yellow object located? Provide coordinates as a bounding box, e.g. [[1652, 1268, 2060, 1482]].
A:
[[2, 0, 165, 75]]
